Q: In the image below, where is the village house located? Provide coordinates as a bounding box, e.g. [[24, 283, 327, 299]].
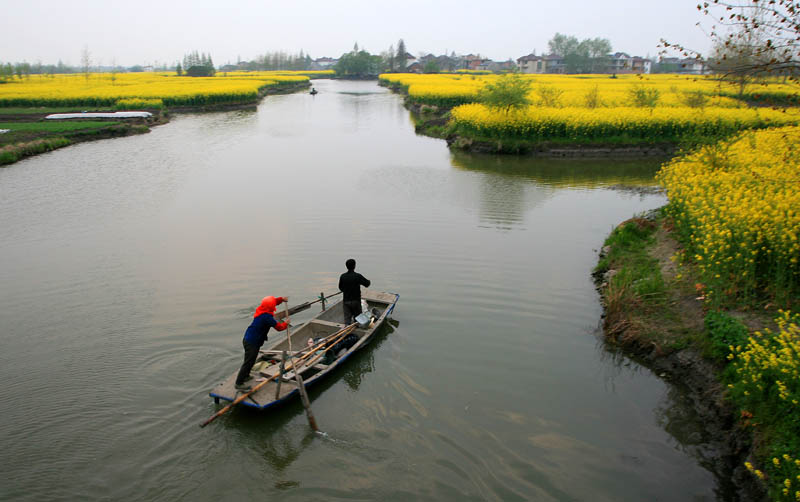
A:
[[657, 57, 709, 74], [517, 54, 566, 74], [477, 59, 516, 72], [309, 57, 338, 71]]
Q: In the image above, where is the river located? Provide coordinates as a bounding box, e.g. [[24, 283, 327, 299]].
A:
[[0, 80, 730, 501]]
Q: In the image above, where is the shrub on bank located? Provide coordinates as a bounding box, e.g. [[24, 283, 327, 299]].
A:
[[115, 98, 163, 110], [657, 126, 800, 306], [706, 310, 800, 502]]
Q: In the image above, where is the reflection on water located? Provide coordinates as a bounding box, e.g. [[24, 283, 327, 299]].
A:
[[450, 150, 666, 188], [341, 319, 396, 391], [448, 151, 666, 230]]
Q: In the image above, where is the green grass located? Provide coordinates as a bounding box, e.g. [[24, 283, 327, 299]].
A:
[[594, 215, 676, 344], [0, 137, 72, 166], [0, 121, 118, 132]]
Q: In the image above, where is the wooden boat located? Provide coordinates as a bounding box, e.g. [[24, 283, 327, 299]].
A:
[[209, 290, 399, 410]]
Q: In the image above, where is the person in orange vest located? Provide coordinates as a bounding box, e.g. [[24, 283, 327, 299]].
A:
[[235, 295, 288, 391]]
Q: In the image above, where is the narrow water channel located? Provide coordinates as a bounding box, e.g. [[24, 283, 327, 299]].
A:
[[0, 80, 729, 501]]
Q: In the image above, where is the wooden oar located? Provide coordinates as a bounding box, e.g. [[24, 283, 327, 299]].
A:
[[199, 322, 356, 428], [200, 376, 275, 427]]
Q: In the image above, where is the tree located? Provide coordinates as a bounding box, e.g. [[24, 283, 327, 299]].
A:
[[661, 0, 800, 79], [334, 50, 381, 77], [0, 63, 13, 81], [586, 38, 612, 72], [110, 58, 117, 85], [548, 33, 612, 73], [176, 62, 183, 76], [81, 45, 91, 82], [396, 39, 407, 71], [477, 74, 532, 112], [548, 33, 580, 58], [379, 46, 396, 72], [423, 60, 440, 73], [183, 50, 215, 77]]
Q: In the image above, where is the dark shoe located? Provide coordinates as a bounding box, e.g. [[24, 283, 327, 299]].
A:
[[235, 379, 253, 391]]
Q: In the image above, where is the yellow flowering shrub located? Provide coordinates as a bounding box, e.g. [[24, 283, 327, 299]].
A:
[[734, 312, 800, 501], [449, 103, 800, 141], [114, 98, 163, 110], [657, 127, 800, 303]]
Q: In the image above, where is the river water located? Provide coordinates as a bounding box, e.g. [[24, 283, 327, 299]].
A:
[[0, 80, 729, 501]]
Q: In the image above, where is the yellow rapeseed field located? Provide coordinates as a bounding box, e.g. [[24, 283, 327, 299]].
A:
[[657, 126, 800, 304], [381, 72, 799, 107], [0, 71, 322, 108], [381, 73, 800, 142], [450, 103, 800, 141]]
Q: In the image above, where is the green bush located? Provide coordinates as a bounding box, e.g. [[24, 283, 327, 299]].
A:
[[704, 311, 749, 362]]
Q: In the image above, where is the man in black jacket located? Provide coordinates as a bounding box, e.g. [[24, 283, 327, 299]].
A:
[[338, 258, 370, 324]]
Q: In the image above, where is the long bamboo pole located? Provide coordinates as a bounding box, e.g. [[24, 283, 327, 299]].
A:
[[199, 322, 356, 428], [284, 299, 319, 432]]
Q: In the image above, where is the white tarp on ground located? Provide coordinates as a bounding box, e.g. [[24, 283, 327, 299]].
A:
[[45, 111, 152, 120]]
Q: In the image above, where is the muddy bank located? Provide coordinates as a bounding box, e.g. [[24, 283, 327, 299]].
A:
[[446, 134, 677, 156], [593, 215, 767, 501]]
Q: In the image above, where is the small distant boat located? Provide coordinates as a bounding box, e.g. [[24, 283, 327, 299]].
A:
[[309, 88, 318, 95], [208, 290, 399, 411]]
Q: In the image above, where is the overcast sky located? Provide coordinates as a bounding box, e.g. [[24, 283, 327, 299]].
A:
[[1, 0, 712, 67]]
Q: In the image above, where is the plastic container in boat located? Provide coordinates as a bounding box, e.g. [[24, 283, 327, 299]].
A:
[[355, 312, 371, 328]]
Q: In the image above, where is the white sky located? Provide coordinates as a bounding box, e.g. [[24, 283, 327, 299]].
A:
[[0, 0, 712, 66]]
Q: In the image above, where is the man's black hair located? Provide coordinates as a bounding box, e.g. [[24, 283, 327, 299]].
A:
[[346, 258, 356, 271]]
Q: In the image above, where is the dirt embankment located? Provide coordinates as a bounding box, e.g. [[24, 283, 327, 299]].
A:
[[593, 216, 768, 501]]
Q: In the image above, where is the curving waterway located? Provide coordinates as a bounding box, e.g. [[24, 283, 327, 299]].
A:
[[0, 80, 731, 501]]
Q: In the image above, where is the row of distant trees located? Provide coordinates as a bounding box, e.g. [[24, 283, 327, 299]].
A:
[[0, 59, 161, 81], [178, 51, 215, 76], [546, 34, 613, 73], [334, 39, 412, 77], [0, 60, 88, 81]]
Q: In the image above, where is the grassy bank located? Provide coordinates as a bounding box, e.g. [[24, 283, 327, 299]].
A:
[[596, 127, 800, 501], [0, 120, 152, 166]]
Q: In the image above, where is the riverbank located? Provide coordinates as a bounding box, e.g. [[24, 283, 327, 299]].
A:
[[0, 115, 163, 166], [593, 212, 770, 501], [0, 81, 311, 166]]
